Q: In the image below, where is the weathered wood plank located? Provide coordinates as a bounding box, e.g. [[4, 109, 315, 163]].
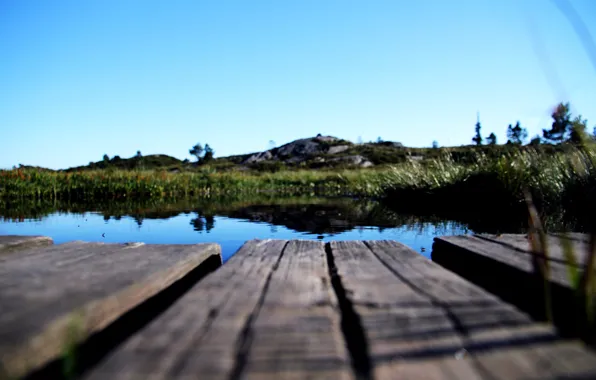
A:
[[0, 235, 53, 255], [477, 233, 590, 269], [241, 240, 350, 380], [330, 240, 596, 379], [435, 235, 573, 287], [432, 234, 593, 339], [0, 242, 221, 379], [84, 239, 351, 380]]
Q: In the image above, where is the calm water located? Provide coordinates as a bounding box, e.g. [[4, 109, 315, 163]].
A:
[[0, 197, 472, 261]]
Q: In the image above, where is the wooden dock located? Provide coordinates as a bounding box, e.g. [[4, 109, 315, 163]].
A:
[[1, 236, 596, 379], [432, 233, 595, 341]]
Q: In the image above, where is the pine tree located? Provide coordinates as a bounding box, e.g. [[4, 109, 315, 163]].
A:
[[506, 121, 528, 145], [472, 114, 483, 145], [543, 102, 572, 143]]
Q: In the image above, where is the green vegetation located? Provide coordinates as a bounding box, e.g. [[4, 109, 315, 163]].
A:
[[0, 167, 390, 200], [3, 143, 596, 229], [2, 102, 595, 230]]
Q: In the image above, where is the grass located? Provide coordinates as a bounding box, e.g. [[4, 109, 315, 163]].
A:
[[0, 167, 390, 200], [381, 143, 596, 231], [2, 144, 596, 230]]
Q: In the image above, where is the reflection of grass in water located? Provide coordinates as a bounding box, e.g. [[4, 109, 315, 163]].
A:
[[0, 196, 471, 235], [0, 195, 357, 222]]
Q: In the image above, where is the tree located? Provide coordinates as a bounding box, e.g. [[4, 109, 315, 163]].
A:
[[569, 115, 588, 145], [529, 135, 542, 146], [189, 143, 204, 162], [377, 137, 383, 143], [472, 117, 483, 145], [136, 150, 142, 158], [506, 121, 528, 145], [543, 102, 572, 143], [103, 154, 109, 163], [203, 144, 214, 162], [432, 141, 439, 149], [487, 133, 497, 145]]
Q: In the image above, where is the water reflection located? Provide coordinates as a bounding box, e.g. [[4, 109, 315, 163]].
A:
[[0, 196, 473, 234], [190, 214, 215, 233], [0, 196, 474, 261]]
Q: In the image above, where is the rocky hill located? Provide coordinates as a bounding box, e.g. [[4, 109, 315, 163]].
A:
[[59, 135, 413, 172], [240, 134, 376, 168]]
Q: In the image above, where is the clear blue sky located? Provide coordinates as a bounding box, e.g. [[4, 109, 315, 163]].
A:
[[1, 0, 595, 169]]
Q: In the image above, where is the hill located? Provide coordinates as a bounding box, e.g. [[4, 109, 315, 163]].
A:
[[50, 134, 566, 173], [64, 154, 185, 172]]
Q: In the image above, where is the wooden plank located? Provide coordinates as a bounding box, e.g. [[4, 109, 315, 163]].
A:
[[330, 240, 596, 379], [84, 239, 351, 380], [0, 235, 53, 255], [0, 241, 221, 379], [477, 233, 590, 269], [435, 235, 573, 287], [432, 234, 592, 339], [242, 240, 350, 380]]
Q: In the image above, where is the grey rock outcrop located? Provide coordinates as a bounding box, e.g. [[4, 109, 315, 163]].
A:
[[327, 145, 350, 155], [242, 135, 350, 165], [243, 150, 274, 164], [328, 155, 373, 167]]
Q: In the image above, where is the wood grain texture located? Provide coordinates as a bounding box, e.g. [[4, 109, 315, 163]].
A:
[[0, 235, 53, 255], [330, 240, 596, 379], [432, 234, 596, 339], [242, 240, 350, 380], [435, 235, 574, 287], [478, 233, 590, 267], [85, 239, 351, 380], [0, 242, 221, 379]]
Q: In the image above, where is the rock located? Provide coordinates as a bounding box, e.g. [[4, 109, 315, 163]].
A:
[[327, 145, 350, 155], [314, 135, 341, 143], [241, 135, 354, 166], [286, 156, 306, 164], [328, 155, 374, 167], [243, 150, 273, 164], [276, 138, 322, 157]]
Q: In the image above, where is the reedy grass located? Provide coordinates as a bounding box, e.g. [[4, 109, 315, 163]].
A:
[[2, 144, 596, 227], [0, 168, 389, 200]]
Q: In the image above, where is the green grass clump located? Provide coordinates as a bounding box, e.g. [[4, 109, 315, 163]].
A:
[[381, 144, 596, 227], [0, 167, 389, 201]]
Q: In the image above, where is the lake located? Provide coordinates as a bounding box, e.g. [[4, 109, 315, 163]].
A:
[[0, 197, 477, 261]]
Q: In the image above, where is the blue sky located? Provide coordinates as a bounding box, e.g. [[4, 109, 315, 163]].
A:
[[1, 0, 595, 169]]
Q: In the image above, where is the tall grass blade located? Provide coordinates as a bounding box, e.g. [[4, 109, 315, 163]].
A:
[[581, 234, 596, 327], [560, 232, 581, 289], [525, 189, 553, 323]]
